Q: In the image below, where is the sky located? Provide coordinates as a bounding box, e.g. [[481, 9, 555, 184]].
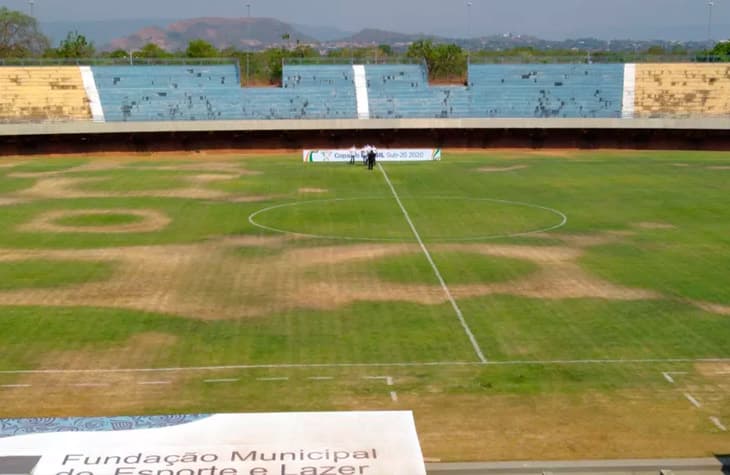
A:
[[3, 0, 728, 41]]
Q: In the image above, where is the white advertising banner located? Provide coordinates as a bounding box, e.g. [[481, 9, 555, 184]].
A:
[[303, 149, 441, 163], [0, 412, 426, 475]]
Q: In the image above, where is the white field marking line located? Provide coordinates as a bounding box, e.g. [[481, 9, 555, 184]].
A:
[[71, 383, 110, 387], [203, 378, 239, 383], [661, 371, 687, 384], [248, 198, 400, 242], [0, 384, 31, 388], [257, 377, 289, 382], [137, 381, 171, 386], [308, 376, 334, 380], [247, 196, 567, 243], [418, 196, 567, 242], [710, 416, 727, 432], [713, 371, 730, 375], [379, 163, 487, 364], [362, 376, 393, 385], [684, 393, 702, 408], [363, 376, 397, 402], [3, 358, 730, 375]]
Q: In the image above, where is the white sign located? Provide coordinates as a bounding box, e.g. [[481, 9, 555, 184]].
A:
[[0, 412, 426, 475], [303, 149, 441, 163]]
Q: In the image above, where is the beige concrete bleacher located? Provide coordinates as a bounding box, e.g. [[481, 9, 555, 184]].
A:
[[635, 63, 730, 118], [0, 67, 91, 122]]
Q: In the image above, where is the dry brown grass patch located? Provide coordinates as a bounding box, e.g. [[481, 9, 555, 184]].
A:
[[11, 175, 273, 202], [634, 222, 677, 230], [437, 243, 659, 301], [695, 361, 730, 377], [531, 232, 629, 247], [0, 332, 182, 416], [136, 161, 261, 175], [18, 209, 171, 234], [328, 388, 724, 461], [8, 161, 121, 178], [0, 197, 27, 206], [0, 239, 661, 320], [691, 300, 730, 316], [282, 243, 419, 267], [477, 165, 528, 173]]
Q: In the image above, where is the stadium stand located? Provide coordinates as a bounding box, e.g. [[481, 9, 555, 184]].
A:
[[634, 63, 730, 117], [467, 64, 624, 118], [281, 64, 357, 119], [6, 62, 730, 123], [0, 67, 91, 122], [92, 64, 357, 121], [93, 65, 242, 121], [365, 64, 469, 118]]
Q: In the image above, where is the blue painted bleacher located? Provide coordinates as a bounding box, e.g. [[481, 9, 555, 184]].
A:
[[93, 64, 357, 121], [280, 64, 357, 119], [467, 64, 624, 118], [365, 64, 470, 119], [91, 63, 626, 121]]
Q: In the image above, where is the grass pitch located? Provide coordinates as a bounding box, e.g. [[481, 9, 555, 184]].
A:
[[0, 150, 729, 461]]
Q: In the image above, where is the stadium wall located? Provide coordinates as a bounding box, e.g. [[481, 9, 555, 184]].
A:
[[2, 118, 730, 155]]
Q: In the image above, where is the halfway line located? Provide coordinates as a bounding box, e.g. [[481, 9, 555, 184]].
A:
[[378, 163, 487, 363]]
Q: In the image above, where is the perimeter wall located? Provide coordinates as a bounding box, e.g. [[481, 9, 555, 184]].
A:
[[2, 119, 730, 155]]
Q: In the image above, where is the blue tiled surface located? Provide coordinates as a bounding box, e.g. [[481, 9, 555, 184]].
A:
[[467, 64, 624, 118], [365, 64, 469, 119], [0, 414, 210, 438], [93, 65, 357, 121], [91, 64, 625, 121]]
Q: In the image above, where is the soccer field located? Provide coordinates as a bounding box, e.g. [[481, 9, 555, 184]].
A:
[[0, 150, 729, 461]]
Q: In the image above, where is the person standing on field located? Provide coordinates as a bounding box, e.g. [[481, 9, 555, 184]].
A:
[[362, 144, 371, 166], [349, 145, 357, 165], [367, 146, 377, 170]]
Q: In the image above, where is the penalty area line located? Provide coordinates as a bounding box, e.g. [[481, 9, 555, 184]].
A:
[[378, 163, 487, 363]]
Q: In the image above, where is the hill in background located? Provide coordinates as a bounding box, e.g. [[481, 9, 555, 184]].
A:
[[40, 15, 717, 53], [109, 17, 317, 52]]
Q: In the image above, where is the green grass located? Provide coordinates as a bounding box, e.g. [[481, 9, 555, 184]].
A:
[[0, 175, 33, 193], [0, 301, 476, 371], [255, 196, 563, 241], [1, 151, 730, 377], [581, 242, 730, 305], [368, 251, 538, 285], [71, 169, 196, 192], [460, 296, 730, 361], [0, 260, 114, 291], [9, 158, 87, 173], [55, 213, 146, 227], [124, 160, 197, 168], [3, 152, 730, 460], [0, 198, 262, 248]]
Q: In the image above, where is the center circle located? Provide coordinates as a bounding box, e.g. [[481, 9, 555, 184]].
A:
[[248, 196, 567, 242]]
